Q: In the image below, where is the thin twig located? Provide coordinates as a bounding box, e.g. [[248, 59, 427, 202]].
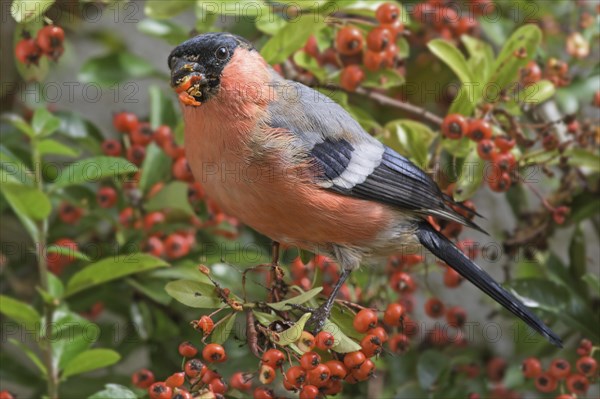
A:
[[355, 87, 444, 126]]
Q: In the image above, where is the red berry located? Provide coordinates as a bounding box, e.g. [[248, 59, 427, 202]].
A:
[[119, 207, 135, 228], [153, 125, 173, 147], [172, 390, 192, 399], [467, 119, 493, 141], [202, 343, 226, 363], [208, 377, 228, 394], [299, 385, 319, 399], [297, 331, 316, 353], [494, 136, 516, 153], [442, 114, 468, 140], [113, 112, 138, 133], [521, 60, 542, 86], [15, 36, 41, 66], [322, 379, 343, 395], [307, 363, 330, 387], [477, 139, 495, 160], [488, 172, 512, 193], [576, 356, 597, 376], [165, 372, 185, 388], [285, 366, 306, 389], [389, 333, 410, 354], [383, 303, 405, 327], [492, 151, 516, 172], [369, 326, 388, 343], [127, 144, 146, 166], [172, 157, 194, 182], [315, 331, 335, 350], [0, 391, 15, 399], [259, 364, 276, 384], [382, 20, 404, 38], [352, 358, 375, 381], [446, 306, 467, 328], [359, 334, 383, 358], [549, 358, 571, 379], [343, 351, 366, 370], [101, 139, 122, 156], [594, 90, 600, 107], [184, 358, 205, 378], [58, 202, 83, 224], [143, 211, 166, 231], [353, 308, 378, 333], [521, 357, 542, 378], [363, 50, 386, 72], [535, 372, 558, 393], [97, 186, 118, 208], [196, 315, 214, 335], [486, 357, 507, 383], [148, 382, 172, 399], [325, 360, 348, 381], [375, 2, 401, 24], [424, 297, 445, 318], [132, 368, 155, 389], [130, 122, 154, 145], [443, 266, 463, 287], [178, 341, 198, 358], [340, 65, 365, 92], [390, 272, 416, 293], [336, 26, 364, 56], [253, 386, 275, 399], [230, 372, 253, 391], [304, 35, 319, 58], [300, 351, 321, 371], [566, 373, 590, 394], [262, 348, 285, 368], [164, 233, 191, 259], [367, 26, 393, 52], [37, 25, 65, 51]]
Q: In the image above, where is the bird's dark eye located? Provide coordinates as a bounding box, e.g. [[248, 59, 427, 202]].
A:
[[215, 46, 229, 60]]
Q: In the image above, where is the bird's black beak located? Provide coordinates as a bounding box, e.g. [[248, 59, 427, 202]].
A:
[[169, 57, 206, 106]]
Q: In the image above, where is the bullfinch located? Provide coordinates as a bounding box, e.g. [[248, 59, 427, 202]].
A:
[[168, 32, 562, 347]]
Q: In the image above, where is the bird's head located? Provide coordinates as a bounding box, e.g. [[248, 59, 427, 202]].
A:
[[168, 32, 256, 106]]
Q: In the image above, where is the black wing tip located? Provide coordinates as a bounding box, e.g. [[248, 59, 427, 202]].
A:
[[416, 221, 563, 348]]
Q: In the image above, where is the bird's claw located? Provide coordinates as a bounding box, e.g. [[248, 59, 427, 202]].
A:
[[306, 304, 332, 334]]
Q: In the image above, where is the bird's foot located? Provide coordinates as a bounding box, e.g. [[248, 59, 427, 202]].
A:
[[307, 302, 333, 334]]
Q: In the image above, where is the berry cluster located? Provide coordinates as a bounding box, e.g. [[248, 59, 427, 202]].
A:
[[522, 339, 598, 397], [290, 255, 354, 299], [411, 0, 493, 42], [299, 2, 405, 93], [15, 25, 65, 66], [442, 114, 516, 192], [46, 110, 240, 277]]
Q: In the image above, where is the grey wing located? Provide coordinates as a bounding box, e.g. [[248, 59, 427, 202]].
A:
[[268, 76, 482, 230]]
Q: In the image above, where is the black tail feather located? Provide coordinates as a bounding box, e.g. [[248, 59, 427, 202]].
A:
[[416, 221, 563, 348]]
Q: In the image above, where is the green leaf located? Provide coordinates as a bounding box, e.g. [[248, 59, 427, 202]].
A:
[[267, 287, 323, 311], [489, 24, 542, 91], [32, 108, 61, 137], [582, 273, 600, 296], [0, 295, 41, 331], [253, 311, 280, 326], [322, 320, 361, 353], [453, 148, 484, 201], [210, 312, 237, 345], [384, 120, 435, 168], [138, 143, 172, 193], [89, 384, 137, 399], [361, 68, 405, 90], [293, 51, 326, 81], [144, 0, 194, 19], [38, 139, 79, 157], [278, 313, 311, 346], [65, 253, 168, 297], [461, 35, 494, 82], [261, 16, 325, 64], [47, 274, 65, 299], [61, 349, 120, 379], [8, 338, 47, 376], [427, 39, 475, 86], [1, 182, 51, 221], [144, 181, 194, 216], [256, 10, 286, 35], [137, 19, 189, 45], [149, 84, 178, 129], [164, 279, 222, 308], [11, 0, 55, 23], [47, 244, 91, 262], [126, 277, 172, 305], [569, 226, 587, 290], [510, 278, 569, 312], [79, 53, 156, 86], [564, 148, 600, 172], [2, 113, 35, 137], [416, 350, 450, 390], [50, 310, 95, 369], [52, 156, 137, 188], [518, 80, 555, 105]]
